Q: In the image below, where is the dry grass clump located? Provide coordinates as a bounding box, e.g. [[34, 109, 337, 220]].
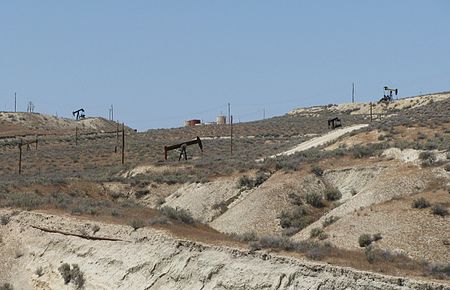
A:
[[412, 197, 430, 209], [432, 204, 448, 217], [160, 206, 195, 224], [0, 283, 14, 290], [58, 263, 85, 289]]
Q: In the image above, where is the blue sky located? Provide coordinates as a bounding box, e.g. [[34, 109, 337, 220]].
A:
[[1, 1, 449, 130]]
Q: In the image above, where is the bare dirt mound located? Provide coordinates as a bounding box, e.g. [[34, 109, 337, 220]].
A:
[[1, 210, 447, 290], [0, 112, 123, 136], [163, 177, 241, 223]]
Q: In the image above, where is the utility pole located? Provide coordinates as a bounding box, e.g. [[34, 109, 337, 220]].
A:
[[121, 123, 125, 164], [18, 139, 22, 174], [352, 83, 355, 103], [230, 115, 233, 156], [370, 102, 373, 122], [227, 102, 231, 124], [115, 121, 119, 153], [263, 108, 265, 120], [14, 92, 17, 112]]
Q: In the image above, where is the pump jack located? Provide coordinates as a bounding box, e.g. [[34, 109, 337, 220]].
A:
[[73, 108, 86, 120], [380, 87, 398, 103], [164, 137, 203, 161]]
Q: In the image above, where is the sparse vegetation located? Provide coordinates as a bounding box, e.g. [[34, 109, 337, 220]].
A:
[[305, 192, 323, 208], [432, 204, 448, 217], [323, 187, 342, 201], [358, 234, 373, 247], [148, 215, 169, 225], [0, 215, 10, 225], [412, 197, 430, 209], [322, 215, 339, 227], [310, 227, 328, 240], [278, 206, 312, 236], [311, 165, 323, 177], [160, 206, 195, 224], [425, 263, 450, 279], [58, 263, 85, 289], [129, 219, 146, 230], [419, 151, 437, 167], [237, 172, 269, 190], [0, 283, 13, 290]]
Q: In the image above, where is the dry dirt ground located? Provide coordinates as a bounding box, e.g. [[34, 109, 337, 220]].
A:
[[0, 93, 450, 289]]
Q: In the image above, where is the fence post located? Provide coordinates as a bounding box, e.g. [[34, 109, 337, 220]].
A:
[[18, 140, 22, 174]]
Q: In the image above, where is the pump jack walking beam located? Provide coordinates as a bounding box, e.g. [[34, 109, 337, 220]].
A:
[[164, 137, 203, 161]]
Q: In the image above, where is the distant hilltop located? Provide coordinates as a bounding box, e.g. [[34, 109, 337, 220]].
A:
[[0, 112, 133, 137], [289, 92, 450, 116]]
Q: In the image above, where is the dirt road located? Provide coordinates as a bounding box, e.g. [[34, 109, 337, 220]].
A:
[[262, 124, 369, 160]]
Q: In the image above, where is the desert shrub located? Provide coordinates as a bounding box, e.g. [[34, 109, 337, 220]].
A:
[[358, 234, 373, 247], [417, 132, 427, 140], [258, 235, 296, 251], [254, 171, 269, 187], [35, 266, 44, 277], [432, 204, 448, 217], [372, 233, 383, 241], [350, 188, 357, 196], [0, 215, 10, 225], [322, 216, 339, 227], [306, 243, 333, 260], [412, 197, 430, 209], [310, 228, 328, 240], [419, 151, 436, 167], [278, 206, 311, 235], [58, 263, 71, 284], [352, 145, 376, 159], [311, 165, 323, 177], [425, 263, 450, 279], [323, 187, 342, 201], [148, 215, 169, 225], [134, 188, 150, 198], [238, 175, 254, 189], [160, 206, 195, 224], [129, 219, 146, 230], [155, 197, 165, 207], [229, 231, 258, 242], [70, 264, 85, 289], [364, 245, 375, 263], [444, 163, 450, 172], [0, 283, 13, 290], [288, 193, 303, 206], [212, 201, 228, 214], [305, 192, 323, 207]]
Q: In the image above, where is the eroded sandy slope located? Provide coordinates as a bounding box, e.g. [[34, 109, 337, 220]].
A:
[[0, 211, 448, 290]]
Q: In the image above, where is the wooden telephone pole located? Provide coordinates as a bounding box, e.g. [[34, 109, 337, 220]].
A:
[[121, 123, 125, 164], [230, 115, 233, 156]]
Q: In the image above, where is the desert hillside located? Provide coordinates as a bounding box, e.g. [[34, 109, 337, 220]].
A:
[[0, 93, 449, 289]]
